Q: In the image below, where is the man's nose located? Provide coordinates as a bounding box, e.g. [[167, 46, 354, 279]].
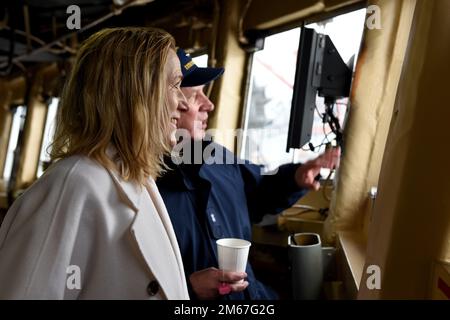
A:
[[199, 93, 214, 112]]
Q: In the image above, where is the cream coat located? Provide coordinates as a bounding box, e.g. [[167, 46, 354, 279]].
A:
[[0, 155, 189, 299]]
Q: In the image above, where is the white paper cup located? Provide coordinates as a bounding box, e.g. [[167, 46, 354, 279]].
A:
[[216, 238, 251, 275]]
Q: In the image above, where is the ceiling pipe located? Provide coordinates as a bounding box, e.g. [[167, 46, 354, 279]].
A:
[[5, 0, 155, 66], [22, 5, 32, 54]]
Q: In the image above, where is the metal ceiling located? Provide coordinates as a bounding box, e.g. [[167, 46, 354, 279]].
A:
[[0, 0, 212, 77]]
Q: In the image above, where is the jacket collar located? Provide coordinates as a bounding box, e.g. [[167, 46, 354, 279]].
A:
[[157, 158, 196, 191], [103, 146, 188, 299], [104, 145, 143, 211], [105, 167, 142, 212], [158, 139, 218, 191]]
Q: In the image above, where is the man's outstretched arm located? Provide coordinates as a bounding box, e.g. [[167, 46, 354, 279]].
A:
[[241, 147, 340, 223]]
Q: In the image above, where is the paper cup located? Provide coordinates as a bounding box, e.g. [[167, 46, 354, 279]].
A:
[[216, 238, 251, 275]]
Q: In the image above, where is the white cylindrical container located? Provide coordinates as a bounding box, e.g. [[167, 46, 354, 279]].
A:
[[216, 238, 251, 274]]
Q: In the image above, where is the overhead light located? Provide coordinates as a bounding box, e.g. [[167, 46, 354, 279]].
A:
[[112, 0, 129, 6]]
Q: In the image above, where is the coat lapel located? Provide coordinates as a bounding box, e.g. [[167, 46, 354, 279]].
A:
[[105, 167, 187, 299], [145, 179, 187, 289]]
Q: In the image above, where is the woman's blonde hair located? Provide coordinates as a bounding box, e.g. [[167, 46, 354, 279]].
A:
[[51, 27, 175, 184]]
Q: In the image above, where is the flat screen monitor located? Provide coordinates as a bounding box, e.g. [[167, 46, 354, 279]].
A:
[[286, 27, 352, 150]]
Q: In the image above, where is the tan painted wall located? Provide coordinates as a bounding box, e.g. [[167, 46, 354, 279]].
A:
[[324, 0, 416, 243], [15, 93, 47, 190], [244, 0, 325, 30], [0, 76, 27, 178], [359, 0, 450, 299], [244, 0, 363, 30], [14, 64, 63, 190], [208, 0, 248, 150]]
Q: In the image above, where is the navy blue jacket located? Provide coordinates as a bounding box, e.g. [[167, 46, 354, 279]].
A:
[[157, 141, 307, 300]]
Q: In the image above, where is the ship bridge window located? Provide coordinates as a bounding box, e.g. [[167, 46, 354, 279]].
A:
[[37, 97, 59, 178], [240, 9, 366, 175], [3, 106, 26, 181], [192, 54, 208, 68]]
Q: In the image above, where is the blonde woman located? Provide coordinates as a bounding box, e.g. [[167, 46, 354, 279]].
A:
[[0, 28, 189, 299]]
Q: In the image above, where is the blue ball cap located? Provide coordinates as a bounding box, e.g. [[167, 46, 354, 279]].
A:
[[176, 48, 224, 87]]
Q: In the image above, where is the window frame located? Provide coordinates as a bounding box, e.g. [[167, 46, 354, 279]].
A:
[[239, 4, 367, 169]]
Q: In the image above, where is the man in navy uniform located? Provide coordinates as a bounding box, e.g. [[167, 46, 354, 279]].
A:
[[157, 49, 340, 300]]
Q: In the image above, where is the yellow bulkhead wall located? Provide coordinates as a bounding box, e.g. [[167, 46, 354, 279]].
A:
[[324, 0, 416, 243], [359, 0, 450, 299]]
